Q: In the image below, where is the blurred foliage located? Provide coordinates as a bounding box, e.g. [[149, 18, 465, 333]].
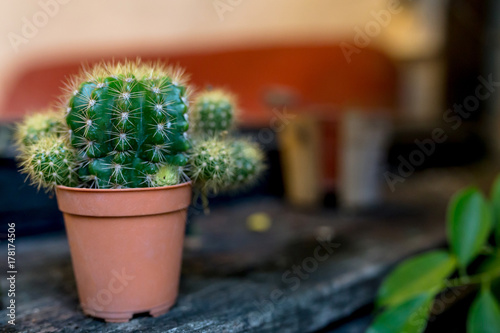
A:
[[369, 174, 500, 333]]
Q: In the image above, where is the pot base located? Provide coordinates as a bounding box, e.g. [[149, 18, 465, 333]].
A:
[[82, 301, 174, 323]]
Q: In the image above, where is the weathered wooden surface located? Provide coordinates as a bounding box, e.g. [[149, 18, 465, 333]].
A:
[[0, 194, 447, 333]]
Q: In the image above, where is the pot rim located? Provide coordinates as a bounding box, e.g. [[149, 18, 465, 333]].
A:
[[56, 181, 192, 193]]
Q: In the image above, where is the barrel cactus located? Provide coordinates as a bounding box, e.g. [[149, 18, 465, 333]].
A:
[[64, 60, 190, 188], [15, 59, 265, 200]]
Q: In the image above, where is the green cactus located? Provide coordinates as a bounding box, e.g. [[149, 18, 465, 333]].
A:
[[188, 137, 265, 193], [152, 164, 181, 187], [64, 60, 190, 188], [19, 136, 78, 191], [228, 139, 265, 191], [187, 137, 232, 193], [191, 89, 236, 136], [15, 109, 65, 149], [15, 60, 266, 201], [188, 88, 264, 197]]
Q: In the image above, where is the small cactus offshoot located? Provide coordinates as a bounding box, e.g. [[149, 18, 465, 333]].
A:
[[152, 164, 181, 187], [19, 136, 78, 191], [188, 137, 265, 193], [187, 137, 232, 193], [191, 89, 236, 136], [228, 139, 265, 191], [15, 109, 65, 149]]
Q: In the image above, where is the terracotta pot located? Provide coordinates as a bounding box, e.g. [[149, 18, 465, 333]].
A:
[[55, 182, 192, 323]]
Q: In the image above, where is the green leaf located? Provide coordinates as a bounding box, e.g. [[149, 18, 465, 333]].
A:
[[490, 174, 500, 245], [477, 252, 500, 276], [377, 250, 456, 307], [447, 188, 492, 268], [368, 293, 434, 333], [467, 288, 500, 333]]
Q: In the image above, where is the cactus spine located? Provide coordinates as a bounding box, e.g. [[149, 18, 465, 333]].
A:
[[65, 60, 190, 188]]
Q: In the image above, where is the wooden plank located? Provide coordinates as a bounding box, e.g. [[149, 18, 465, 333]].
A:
[[0, 196, 445, 332]]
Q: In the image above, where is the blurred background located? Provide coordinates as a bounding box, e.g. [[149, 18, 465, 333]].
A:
[[1, 0, 499, 331]]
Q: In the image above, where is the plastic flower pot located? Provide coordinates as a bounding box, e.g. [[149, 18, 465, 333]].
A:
[[55, 182, 192, 323]]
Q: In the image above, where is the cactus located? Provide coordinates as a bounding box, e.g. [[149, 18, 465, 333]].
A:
[[19, 136, 78, 191], [188, 88, 264, 197], [15, 109, 65, 149], [188, 137, 265, 193], [228, 139, 265, 191], [152, 164, 181, 187], [64, 60, 191, 188], [191, 89, 236, 136], [187, 137, 232, 193], [15, 60, 265, 203]]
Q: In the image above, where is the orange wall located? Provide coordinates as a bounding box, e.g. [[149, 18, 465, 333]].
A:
[[0, 0, 396, 119], [0, 0, 447, 120], [2, 45, 398, 124]]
